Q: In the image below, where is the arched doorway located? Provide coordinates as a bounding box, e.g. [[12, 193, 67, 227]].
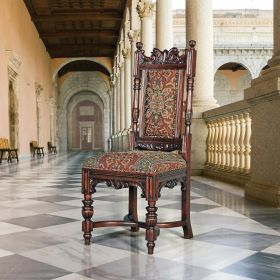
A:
[[8, 81, 19, 149], [52, 59, 111, 152], [214, 62, 252, 106], [67, 96, 104, 151]]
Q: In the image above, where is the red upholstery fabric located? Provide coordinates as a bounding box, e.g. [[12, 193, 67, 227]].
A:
[[83, 151, 186, 175], [143, 69, 179, 139]]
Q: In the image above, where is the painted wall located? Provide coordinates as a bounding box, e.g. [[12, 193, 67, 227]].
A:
[[0, 0, 52, 156]]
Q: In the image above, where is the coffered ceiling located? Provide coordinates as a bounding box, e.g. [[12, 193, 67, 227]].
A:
[[24, 0, 126, 58]]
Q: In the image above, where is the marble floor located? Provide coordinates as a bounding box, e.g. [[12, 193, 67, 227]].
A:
[[0, 152, 279, 280]]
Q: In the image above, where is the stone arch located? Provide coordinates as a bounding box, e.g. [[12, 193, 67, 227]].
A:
[[52, 58, 112, 85], [67, 92, 104, 151], [214, 60, 253, 78], [59, 72, 110, 152], [214, 62, 252, 106], [50, 58, 112, 149]]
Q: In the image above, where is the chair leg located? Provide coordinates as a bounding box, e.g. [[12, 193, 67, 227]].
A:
[[146, 200, 158, 255], [15, 151, 19, 162], [181, 179, 193, 239], [128, 186, 139, 232], [82, 170, 94, 245], [7, 151, 11, 163]]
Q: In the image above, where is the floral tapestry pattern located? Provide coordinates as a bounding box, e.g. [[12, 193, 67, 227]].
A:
[[83, 151, 186, 175], [143, 69, 179, 139]]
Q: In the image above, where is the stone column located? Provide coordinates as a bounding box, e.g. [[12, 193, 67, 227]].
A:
[[156, 0, 173, 50], [115, 71, 121, 132], [244, 0, 280, 207], [35, 83, 43, 146], [186, 0, 217, 109], [122, 48, 132, 129], [269, 0, 280, 67], [128, 29, 140, 109], [137, 0, 154, 54], [119, 61, 125, 130], [50, 97, 55, 144], [111, 75, 116, 135], [185, 0, 217, 174]]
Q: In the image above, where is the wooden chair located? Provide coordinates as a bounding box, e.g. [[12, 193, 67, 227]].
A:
[[0, 138, 19, 164], [82, 41, 196, 254], [30, 141, 44, 157], [47, 141, 57, 154]]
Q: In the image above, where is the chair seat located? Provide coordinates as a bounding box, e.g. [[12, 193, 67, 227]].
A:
[[83, 150, 186, 175]]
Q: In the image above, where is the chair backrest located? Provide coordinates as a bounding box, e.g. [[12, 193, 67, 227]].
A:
[[31, 141, 38, 148], [131, 41, 196, 154], [47, 142, 52, 148], [0, 138, 10, 149]]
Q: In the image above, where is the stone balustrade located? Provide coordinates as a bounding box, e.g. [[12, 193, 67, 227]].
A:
[[111, 129, 130, 152], [203, 100, 251, 185]]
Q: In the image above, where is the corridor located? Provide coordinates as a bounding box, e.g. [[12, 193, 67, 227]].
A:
[[0, 153, 279, 280]]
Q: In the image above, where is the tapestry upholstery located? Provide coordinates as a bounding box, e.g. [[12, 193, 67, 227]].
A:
[[83, 151, 186, 175], [143, 69, 180, 139]]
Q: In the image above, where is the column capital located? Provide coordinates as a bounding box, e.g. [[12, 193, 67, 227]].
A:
[[136, 0, 155, 19], [128, 29, 140, 43], [122, 48, 131, 59]]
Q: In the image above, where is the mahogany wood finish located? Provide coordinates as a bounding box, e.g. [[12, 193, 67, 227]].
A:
[[82, 41, 196, 254]]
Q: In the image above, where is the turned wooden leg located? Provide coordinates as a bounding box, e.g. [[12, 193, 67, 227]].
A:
[[82, 193, 93, 244], [129, 186, 139, 232], [146, 200, 158, 255], [181, 178, 193, 239], [82, 170, 94, 245]]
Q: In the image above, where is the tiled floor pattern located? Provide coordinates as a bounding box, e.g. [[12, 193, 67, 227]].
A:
[[0, 152, 279, 280]]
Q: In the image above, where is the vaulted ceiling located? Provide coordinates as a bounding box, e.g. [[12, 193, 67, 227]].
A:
[[24, 0, 126, 58]]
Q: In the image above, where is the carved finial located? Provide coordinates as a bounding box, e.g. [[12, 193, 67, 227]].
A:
[[136, 42, 143, 51], [189, 40, 196, 48]]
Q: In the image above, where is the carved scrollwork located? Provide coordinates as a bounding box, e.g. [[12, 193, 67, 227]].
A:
[[180, 176, 187, 192], [88, 175, 146, 198], [104, 180, 129, 189], [135, 142, 182, 152], [136, 42, 186, 65], [158, 179, 178, 197]]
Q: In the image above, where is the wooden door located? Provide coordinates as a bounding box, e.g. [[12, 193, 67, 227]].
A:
[[81, 127, 93, 150]]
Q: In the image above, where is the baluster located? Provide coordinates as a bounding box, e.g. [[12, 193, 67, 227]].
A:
[[217, 119, 222, 168], [244, 112, 251, 173], [229, 116, 236, 171], [225, 117, 231, 170], [221, 118, 227, 168], [207, 121, 212, 166], [206, 121, 211, 166], [213, 121, 219, 167], [210, 120, 215, 166], [233, 115, 241, 172], [239, 114, 246, 173]]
